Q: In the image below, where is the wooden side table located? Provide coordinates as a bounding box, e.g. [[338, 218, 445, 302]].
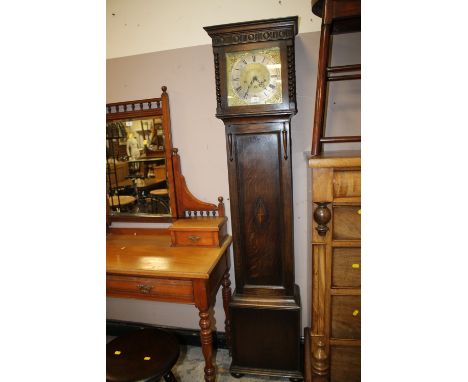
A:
[[107, 229, 233, 382]]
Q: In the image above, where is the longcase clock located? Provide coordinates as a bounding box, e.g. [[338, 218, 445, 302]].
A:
[[204, 17, 302, 380]]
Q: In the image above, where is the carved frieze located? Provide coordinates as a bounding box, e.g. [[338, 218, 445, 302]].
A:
[[211, 28, 294, 47]]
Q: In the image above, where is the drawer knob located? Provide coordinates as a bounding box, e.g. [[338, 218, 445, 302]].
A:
[[137, 284, 153, 294], [357, 209, 361, 215], [352, 263, 360, 269], [188, 235, 201, 242], [352, 309, 360, 317]]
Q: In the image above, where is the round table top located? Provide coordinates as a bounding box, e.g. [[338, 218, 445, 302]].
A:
[[108, 195, 136, 206], [149, 188, 169, 196], [106, 329, 180, 382]]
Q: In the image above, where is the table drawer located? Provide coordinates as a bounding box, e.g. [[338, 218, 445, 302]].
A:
[[330, 345, 361, 382], [107, 275, 194, 302], [332, 248, 361, 288], [169, 217, 227, 247], [333, 205, 361, 240], [333, 170, 361, 198], [331, 295, 361, 339], [171, 230, 222, 247]]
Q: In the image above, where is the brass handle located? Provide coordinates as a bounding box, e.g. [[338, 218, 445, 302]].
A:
[[188, 235, 201, 242], [352, 309, 360, 317], [357, 209, 361, 215], [137, 284, 153, 294], [352, 263, 360, 269]]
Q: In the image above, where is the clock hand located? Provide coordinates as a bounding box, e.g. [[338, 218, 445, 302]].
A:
[[244, 82, 252, 99], [244, 75, 258, 98]]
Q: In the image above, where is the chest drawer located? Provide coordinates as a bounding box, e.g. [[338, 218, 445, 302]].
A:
[[330, 345, 361, 382], [333, 205, 361, 240], [331, 295, 361, 339], [332, 247, 361, 288], [107, 275, 194, 303], [333, 170, 361, 198]]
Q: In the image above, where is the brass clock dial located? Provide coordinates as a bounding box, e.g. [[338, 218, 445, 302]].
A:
[[226, 47, 282, 106]]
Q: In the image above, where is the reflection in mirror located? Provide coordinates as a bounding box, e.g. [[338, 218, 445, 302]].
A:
[[106, 116, 171, 217]]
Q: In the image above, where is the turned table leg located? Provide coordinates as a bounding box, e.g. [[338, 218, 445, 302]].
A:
[[222, 270, 232, 354], [199, 309, 216, 382]]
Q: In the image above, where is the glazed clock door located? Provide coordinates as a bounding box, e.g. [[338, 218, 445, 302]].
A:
[[226, 120, 294, 297], [226, 47, 283, 106]]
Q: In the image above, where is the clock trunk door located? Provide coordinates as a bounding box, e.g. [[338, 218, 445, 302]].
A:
[[226, 121, 294, 297]]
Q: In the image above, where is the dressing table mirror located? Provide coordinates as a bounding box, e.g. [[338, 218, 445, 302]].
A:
[[106, 86, 177, 222], [106, 86, 224, 223]]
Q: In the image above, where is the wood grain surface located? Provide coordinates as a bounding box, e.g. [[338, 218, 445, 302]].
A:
[[107, 230, 232, 279], [332, 247, 361, 288], [331, 295, 361, 339], [330, 345, 361, 382], [308, 150, 361, 168], [332, 205, 361, 241]]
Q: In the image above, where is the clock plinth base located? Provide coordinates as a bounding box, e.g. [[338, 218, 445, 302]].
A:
[[229, 365, 303, 381], [229, 285, 302, 379]]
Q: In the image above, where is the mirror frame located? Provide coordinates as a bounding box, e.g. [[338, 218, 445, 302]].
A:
[[106, 86, 177, 222]]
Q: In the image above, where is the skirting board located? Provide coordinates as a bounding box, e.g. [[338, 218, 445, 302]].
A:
[[107, 319, 304, 351]]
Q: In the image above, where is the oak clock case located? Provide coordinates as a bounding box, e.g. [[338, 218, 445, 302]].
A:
[[204, 17, 302, 380]]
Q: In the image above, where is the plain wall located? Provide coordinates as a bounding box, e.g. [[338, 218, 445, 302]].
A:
[[107, 0, 323, 58], [106, 31, 361, 331]]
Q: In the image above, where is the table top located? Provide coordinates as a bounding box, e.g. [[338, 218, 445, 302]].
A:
[[308, 149, 361, 168], [106, 229, 232, 279]]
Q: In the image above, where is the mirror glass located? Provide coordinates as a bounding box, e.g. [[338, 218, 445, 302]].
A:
[[106, 117, 172, 218]]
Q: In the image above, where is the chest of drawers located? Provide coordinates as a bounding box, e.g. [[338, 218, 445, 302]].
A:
[[305, 151, 361, 382]]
